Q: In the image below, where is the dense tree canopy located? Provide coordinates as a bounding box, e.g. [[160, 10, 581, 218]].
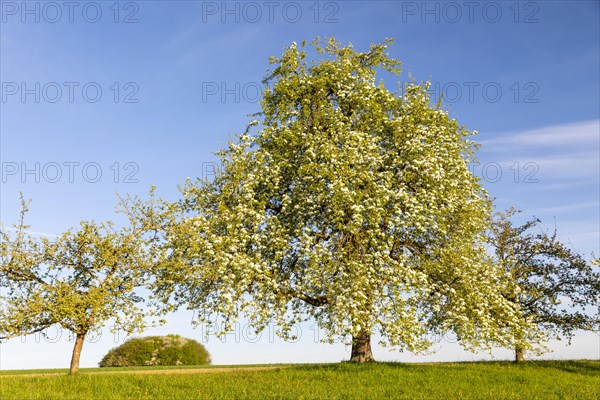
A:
[[99, 334, 211, 367], [153, 38, 530, 361]]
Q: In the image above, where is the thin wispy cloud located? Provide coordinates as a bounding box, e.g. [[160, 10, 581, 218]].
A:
[[478, 120, 599, 181], [175, 25, 262, 67], [495, 152, 599, 179], [535, 201, 599, 214], [1, 227, 58, 238], [480, 119, 599, 150]]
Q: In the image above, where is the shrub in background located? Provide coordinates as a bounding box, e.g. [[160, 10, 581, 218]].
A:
[[99, 335, 211, 367]]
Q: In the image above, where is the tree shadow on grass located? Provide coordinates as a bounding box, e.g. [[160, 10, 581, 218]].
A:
[[288, 362, 434, 373], [288, 360, 600, 377], [526, 360, 600, 377]]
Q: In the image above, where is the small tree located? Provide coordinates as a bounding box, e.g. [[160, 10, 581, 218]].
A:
[[153, 38, 529, 362], [488, 209, 600, 362], [0, 194, 164, 374]]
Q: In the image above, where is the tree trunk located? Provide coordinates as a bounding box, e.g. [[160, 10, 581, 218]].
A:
[[69, 332, 86, 375], [515, 346, 525, 363], [350, 331, 374, 362]]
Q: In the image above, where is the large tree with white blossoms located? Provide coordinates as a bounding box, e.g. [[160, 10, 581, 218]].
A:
[[155, 38, 529, 362]]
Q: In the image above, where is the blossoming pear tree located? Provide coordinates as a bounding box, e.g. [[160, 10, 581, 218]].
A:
[[488, 208, 600, 362], [156, 38, 530, 362], [0, 193, 166, 374]]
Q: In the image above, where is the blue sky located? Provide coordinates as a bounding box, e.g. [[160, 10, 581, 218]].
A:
[[1, 1, 599, 368]]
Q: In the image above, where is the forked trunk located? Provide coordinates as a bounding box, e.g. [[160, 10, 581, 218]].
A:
[[515, 346, 525, 363], [350, 331, 374, 362], [69, 332, 86, 375]]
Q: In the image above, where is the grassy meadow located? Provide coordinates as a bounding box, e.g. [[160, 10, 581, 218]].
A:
[[1, 360, 598, 400]]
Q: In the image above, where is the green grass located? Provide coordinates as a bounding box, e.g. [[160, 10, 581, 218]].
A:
[[0, 363, 278, 375], [1, 360, 598, 399]]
